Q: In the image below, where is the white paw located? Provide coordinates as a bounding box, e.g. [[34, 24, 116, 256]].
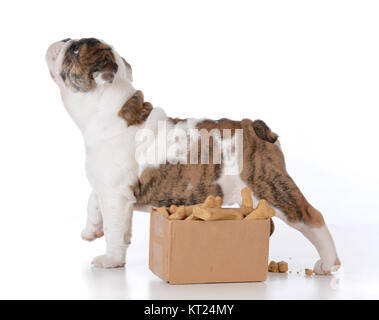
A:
[[91, 254, 125, 268], [313, 258, 341, 275], [81, 225, 104, 242]]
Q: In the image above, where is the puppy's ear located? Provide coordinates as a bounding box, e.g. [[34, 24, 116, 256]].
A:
[[122, 57, 133, 82], [118, 91, 152, 126]]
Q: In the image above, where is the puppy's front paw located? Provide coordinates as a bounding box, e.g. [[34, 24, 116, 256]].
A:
[[91, 254, 125, 268], [313, 258, 341, 275], [81, 226, 104, 242]]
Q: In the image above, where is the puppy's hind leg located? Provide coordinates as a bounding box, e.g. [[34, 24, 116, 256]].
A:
[[275, 206, 341, 275], [246, 171, 341, 275], [81, 191, 104, 241]]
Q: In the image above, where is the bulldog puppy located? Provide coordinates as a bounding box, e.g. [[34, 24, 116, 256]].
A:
[[46, 38, 340, 274]]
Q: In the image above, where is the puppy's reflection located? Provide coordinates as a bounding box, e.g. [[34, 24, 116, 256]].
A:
[[82, 267, 127, 299], [147, 279, 268, 300]]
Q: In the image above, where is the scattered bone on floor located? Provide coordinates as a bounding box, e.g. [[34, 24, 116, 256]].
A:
[[268, 260, 288, 273], [305, 269, 314, 276]]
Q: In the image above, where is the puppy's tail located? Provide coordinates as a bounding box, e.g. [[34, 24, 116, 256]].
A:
[[252, 120, 278, 143]]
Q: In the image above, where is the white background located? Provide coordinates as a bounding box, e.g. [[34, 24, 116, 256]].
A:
[[0, 0, 378, 299]]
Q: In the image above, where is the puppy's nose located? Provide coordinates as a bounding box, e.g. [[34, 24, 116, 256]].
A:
[[46, 41, 65, 63], [61, 38, 71, 43]]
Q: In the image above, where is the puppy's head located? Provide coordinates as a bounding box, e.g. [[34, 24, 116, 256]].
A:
[[46, 38, 132, 92]]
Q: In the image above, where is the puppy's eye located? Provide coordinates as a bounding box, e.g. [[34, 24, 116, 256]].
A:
[[70, 43, 80, 56]]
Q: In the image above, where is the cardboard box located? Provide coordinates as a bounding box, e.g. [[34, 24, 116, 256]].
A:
[[149, 209, 271, 284]]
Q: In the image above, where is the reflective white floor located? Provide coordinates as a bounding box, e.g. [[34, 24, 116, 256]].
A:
[[1, 213, 378, 300]]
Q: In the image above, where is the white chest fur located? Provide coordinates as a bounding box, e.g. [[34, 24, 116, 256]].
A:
[[85, 127, 138, 197], [62, 78, 139, 199]]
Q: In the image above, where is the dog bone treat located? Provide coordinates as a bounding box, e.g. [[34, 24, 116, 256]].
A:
[[184, 205, 197, 217], [305, 269, 313, 276], [193, 206, 244, 221], [184, 204, 206, 217], [183, 205, 203, 217], [241, 187, 254, 215], [244, 199, 275, 220], [169, 205, 178, 214], [156, 207, 169, 217], [215, 196, 223, 208], [168, 206, 187, 220], [203, 195, 217, 208], [184, 195, 222, 216], [183, 195, 223, 220], [153, 190, 275, 222], [268, 261, 279, 273], [278, 261, 288, 273]]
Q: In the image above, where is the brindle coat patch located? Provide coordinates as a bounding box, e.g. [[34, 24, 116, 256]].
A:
[[118, 91, 153, 126], [123, 91, 324, 227], [132, 163, 223, 208]]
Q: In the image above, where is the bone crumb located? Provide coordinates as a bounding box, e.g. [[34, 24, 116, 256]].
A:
[[268, 261, 279, 272], [305, 268, 313, 276], [278, 261, 288, 273]]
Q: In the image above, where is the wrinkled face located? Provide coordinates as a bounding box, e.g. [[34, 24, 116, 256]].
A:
[[46, 38, 132, 92]]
